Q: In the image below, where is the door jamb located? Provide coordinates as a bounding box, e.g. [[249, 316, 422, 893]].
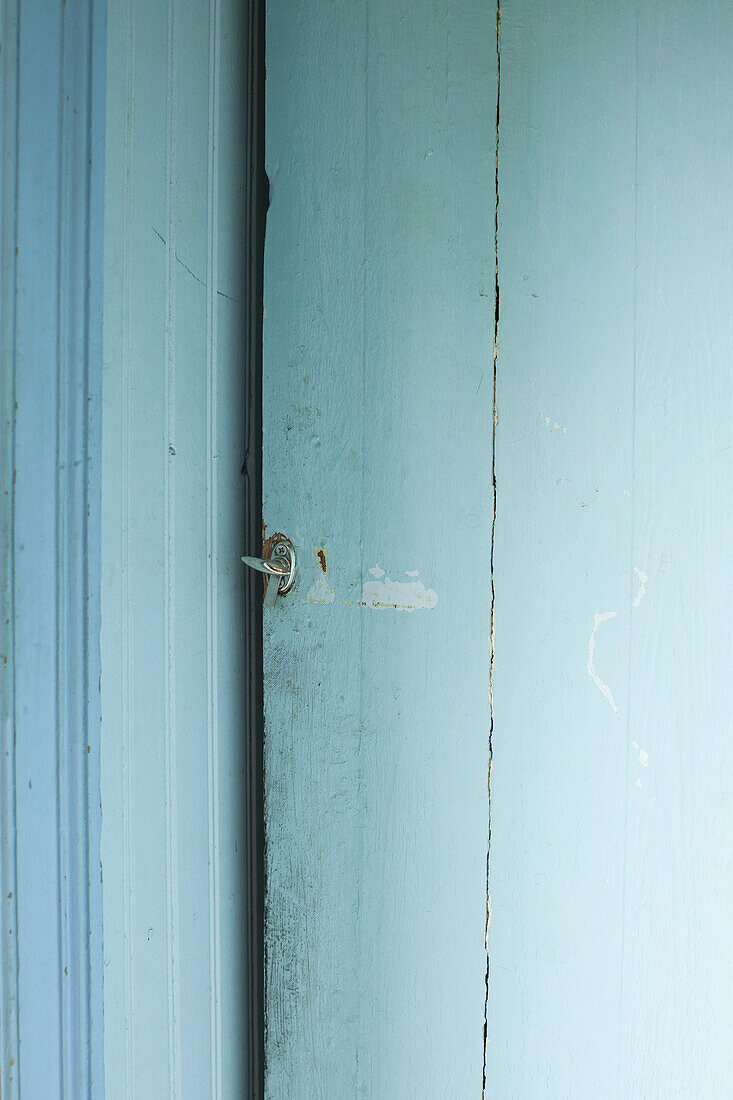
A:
[[244, 1, 267, 1094]]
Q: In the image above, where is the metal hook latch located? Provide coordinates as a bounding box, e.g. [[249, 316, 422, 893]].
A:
[[241, 535, 296, 607]]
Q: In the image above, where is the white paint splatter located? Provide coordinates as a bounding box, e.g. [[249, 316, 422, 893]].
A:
[[361, 570, 437, 612], [636, 778, 643, 789], [404, 569, 419, 577], [304, 577, 335, 604], [587, 611, 619, 713], [632, 567, 648, 608]]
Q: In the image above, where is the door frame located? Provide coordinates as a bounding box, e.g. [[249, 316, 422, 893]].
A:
[[0, 0, 106, 1095], [99, 0, 265, 1093]]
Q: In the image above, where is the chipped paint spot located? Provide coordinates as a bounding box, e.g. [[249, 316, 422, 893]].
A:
[[632, 742, 650, 767], [316, 546, 327, 572], [635, 778, 643, 789], [632, 566, 648, 607], [404, 569, 419, 577], [587, 611, 619, 713], [484, 893, 492, 951], [542, 414, 566, 434], [361, 569, 437, 612], [305, 577, 335, 604]]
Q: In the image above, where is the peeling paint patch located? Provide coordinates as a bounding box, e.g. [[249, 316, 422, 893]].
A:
[[632, 741, 650, 767], [305, 577, 335, 604], [361, 569, 437, 612], [316, 546, 327, 572], [587, 611, 619, 713], [632, 566, 648, 608], [484, 893, 492, 951], [542, 414, 567, 434]]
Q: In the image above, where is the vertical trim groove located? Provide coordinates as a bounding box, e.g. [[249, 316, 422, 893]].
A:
[[206, 1, 223, 1092], [0, 1, 21, 1093], [121, 0, 137, 1090], [55, 5, 71, 1090], [163, 0, 181, 1094]]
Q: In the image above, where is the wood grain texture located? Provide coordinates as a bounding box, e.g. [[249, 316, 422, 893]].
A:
[[101, 0, 251, 1094], [488, 1, 733, 1094], [0, 1, 106, 1095], [263, 3, 494, 1095]]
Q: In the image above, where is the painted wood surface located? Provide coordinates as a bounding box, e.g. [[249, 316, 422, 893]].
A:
[[488, 0, 733, 1094], [0, 1, 106, 1096], [263, 3, 494, 1095], [100, 0, 251, 1094]]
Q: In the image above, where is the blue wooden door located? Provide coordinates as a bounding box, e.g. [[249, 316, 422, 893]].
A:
[[262, 2, 494, 1095], [264, 2, 733, 1097]]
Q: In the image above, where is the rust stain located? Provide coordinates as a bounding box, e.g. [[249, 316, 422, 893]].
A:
[[316, 546, 327, 572]]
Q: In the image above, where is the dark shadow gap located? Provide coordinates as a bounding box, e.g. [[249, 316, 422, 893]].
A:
[[243, 0, 267, 1095]]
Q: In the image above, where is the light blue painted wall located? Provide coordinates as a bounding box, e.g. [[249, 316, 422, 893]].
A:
[[263, 3, 494, 1095], [489, 1, 733, 1094], [0, 0, 106, 1096]]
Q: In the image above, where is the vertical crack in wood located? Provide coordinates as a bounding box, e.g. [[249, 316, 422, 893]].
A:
[[483, 4, 501, 1095]]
